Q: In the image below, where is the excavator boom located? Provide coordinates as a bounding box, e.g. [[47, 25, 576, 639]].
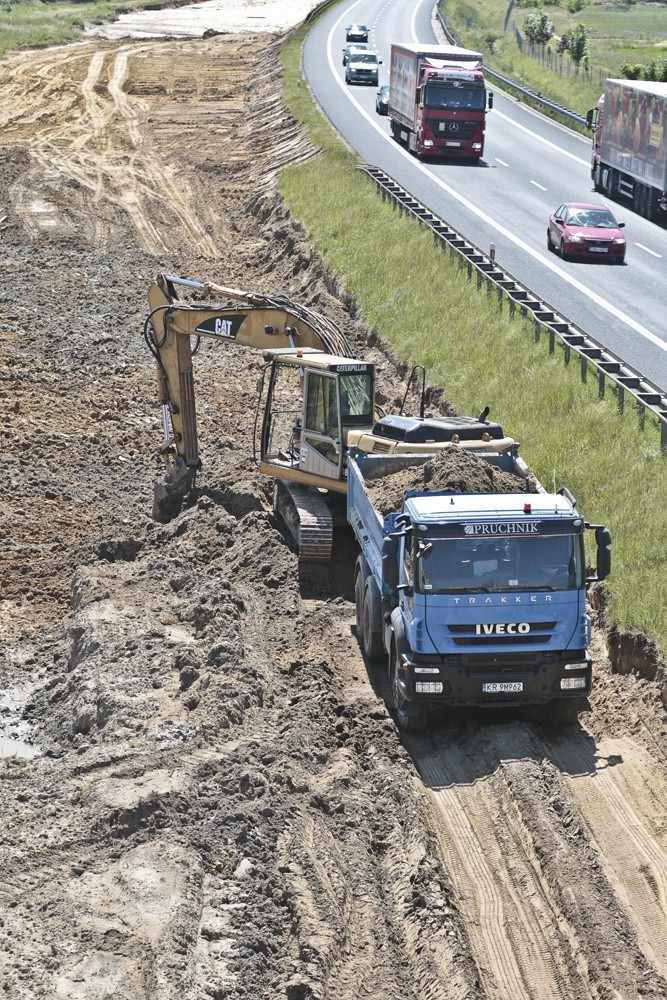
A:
[[144, 273, 357, 522]]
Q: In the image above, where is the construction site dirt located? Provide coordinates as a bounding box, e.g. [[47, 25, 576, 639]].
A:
[[3, 15, 667, 1000]]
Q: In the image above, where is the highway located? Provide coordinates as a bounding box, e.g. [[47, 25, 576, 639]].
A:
[[302, 0, 667, 391]]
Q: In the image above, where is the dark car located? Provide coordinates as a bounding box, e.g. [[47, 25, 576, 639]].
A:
[[547, 202, 626, 263], [346, 23, 369, 42], [342, 43, 369, 66], [375, 84, 389, 115]]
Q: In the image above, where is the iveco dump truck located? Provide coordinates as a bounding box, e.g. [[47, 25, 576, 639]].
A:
[[387, 42, 493, 160], [587, 79, 667, 220], [348, 442, 611, 732]]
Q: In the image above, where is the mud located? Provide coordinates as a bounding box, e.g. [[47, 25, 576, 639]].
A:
[[2, 19, 667, 1000]]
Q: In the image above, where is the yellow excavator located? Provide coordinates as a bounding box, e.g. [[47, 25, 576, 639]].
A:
[[143, 273, 516, 561]]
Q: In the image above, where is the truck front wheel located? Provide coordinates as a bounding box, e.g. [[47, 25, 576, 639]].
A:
[[545, 697, 585, 726], [391, 647, 429, 733]]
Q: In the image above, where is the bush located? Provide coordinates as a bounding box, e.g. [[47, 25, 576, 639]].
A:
[[566, 0, 589, 11]]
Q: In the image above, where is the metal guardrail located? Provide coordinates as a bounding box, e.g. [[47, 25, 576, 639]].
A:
[[359, 163, 667, 452], [435, 9, 588, 128]]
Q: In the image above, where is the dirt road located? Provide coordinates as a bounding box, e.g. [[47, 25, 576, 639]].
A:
[[2, 19, 667, 1000]]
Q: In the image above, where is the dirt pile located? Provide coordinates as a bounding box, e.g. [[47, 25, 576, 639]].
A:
[[2, 23, 667, 1000], [364, 447, 532, 515]]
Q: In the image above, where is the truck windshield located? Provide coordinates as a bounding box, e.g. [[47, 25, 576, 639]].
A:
[[424, 81, 485, 110], [417, 533, 584, 594]]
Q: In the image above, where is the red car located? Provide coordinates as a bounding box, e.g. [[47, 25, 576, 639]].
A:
[[547, 202, 626, 263]]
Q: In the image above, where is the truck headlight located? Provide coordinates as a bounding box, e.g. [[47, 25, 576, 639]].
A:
[[472, 142, 482, 150], [423, 139, 434, 147], [560, 677, 587, 690]]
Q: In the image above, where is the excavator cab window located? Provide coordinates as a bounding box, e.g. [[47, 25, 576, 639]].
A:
[[305, 373, 339, 436]]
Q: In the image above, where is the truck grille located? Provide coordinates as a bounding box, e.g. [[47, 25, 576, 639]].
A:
[[428, 119, 479, 139], [447, 621, 557, 646]]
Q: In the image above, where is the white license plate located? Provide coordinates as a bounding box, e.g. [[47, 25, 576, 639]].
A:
[[482, 682, 524, 693], [445, 141, 461, 147], [589, 247, 608, 253]]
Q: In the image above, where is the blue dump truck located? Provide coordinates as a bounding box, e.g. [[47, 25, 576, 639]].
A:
[[347, 442, 611, 732]]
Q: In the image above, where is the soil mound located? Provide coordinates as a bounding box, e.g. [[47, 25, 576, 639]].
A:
[[365, 447, 532, 515]]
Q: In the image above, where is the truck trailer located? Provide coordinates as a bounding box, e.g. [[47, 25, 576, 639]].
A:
[[348, 446, 611, 733], [387, 42, 493, 160], [587, 79, 667, 220]]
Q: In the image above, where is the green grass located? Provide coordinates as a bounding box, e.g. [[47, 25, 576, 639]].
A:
[[280, 27, 667, 655], [440, 0, 667, 115], [0, 0, 154, 57]]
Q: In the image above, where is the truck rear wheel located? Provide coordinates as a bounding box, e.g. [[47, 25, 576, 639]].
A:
[[362, 577, 383, 662], [354, 555, 370, 645], [391, 647, 429, 733]]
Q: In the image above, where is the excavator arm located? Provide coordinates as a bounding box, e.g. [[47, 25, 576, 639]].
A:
[[144, 273, 355, 519]]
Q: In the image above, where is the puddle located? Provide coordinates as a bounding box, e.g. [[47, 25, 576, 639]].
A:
[[0, 737, 40, 759]]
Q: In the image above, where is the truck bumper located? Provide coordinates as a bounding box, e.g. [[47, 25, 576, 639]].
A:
[[400, 654, 592, 707]]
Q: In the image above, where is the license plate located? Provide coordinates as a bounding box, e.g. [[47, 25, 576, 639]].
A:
[[445, 141, 461, 147], [482, 682, 524, 693], [589, 247, 608, 253]]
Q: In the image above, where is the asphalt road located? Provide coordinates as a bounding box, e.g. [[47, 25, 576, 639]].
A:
[[303, 0, 667, 392]]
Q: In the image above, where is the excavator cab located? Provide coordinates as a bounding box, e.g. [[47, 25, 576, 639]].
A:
[[259, 349, 375, 492]]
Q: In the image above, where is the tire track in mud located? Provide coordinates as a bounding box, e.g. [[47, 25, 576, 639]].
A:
[[409, 718, 667, 1000], [1, 43, 218, 256], [418, 726, 588, 1000], [547, 730, 667, 979]]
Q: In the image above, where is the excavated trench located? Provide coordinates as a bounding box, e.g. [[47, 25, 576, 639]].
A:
[[1, 20, 667, 1000]]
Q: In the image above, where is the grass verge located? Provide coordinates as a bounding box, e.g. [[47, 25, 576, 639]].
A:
[[279, 25, 667, 657], [439, 0, 667, 117], [0, 0, 157, 58]]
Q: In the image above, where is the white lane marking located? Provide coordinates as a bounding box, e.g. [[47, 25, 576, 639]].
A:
[[530, 180, 547, 191], [635, 242, 662, 258], [493, 108, 591, 167], [324, 1, 666, 355], [495, 157, 508, 166]]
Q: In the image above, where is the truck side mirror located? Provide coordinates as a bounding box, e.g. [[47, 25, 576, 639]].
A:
[[594, 526, 611, 582], [488, 91, 494, 110], [586, 108, 597, 130], [382, 536, 398, 590], [596, 546, 611, 582]]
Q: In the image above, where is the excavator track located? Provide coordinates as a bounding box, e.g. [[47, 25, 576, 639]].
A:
[[273, 480, 333, 564]]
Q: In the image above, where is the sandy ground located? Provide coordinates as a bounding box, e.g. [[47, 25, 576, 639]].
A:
[[88, 0, 319, 39], [3, 9, 667, 1000]]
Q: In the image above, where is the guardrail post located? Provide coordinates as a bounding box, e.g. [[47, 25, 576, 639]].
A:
[[581, 355, 587, 383], [467, 260, 472, 281], [598, 371, 605, 398], [661, 418, 667, 454], [497, 287, 503, 311], [618, 386, 625, 414], [548, 328, 555, 353], [564, 344, 570, 365], [509, 298, 515, 319]]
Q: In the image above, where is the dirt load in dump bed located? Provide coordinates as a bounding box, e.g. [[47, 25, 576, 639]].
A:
[[2, 16, 667, 1000], [363, 448, 532, 516]]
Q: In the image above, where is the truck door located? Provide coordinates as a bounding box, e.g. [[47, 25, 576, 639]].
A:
[[299, 371, 344, 482]]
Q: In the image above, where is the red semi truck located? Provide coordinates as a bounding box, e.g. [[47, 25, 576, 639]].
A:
[[388, 42, 493, 161], [587, 79, 667, 220]]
